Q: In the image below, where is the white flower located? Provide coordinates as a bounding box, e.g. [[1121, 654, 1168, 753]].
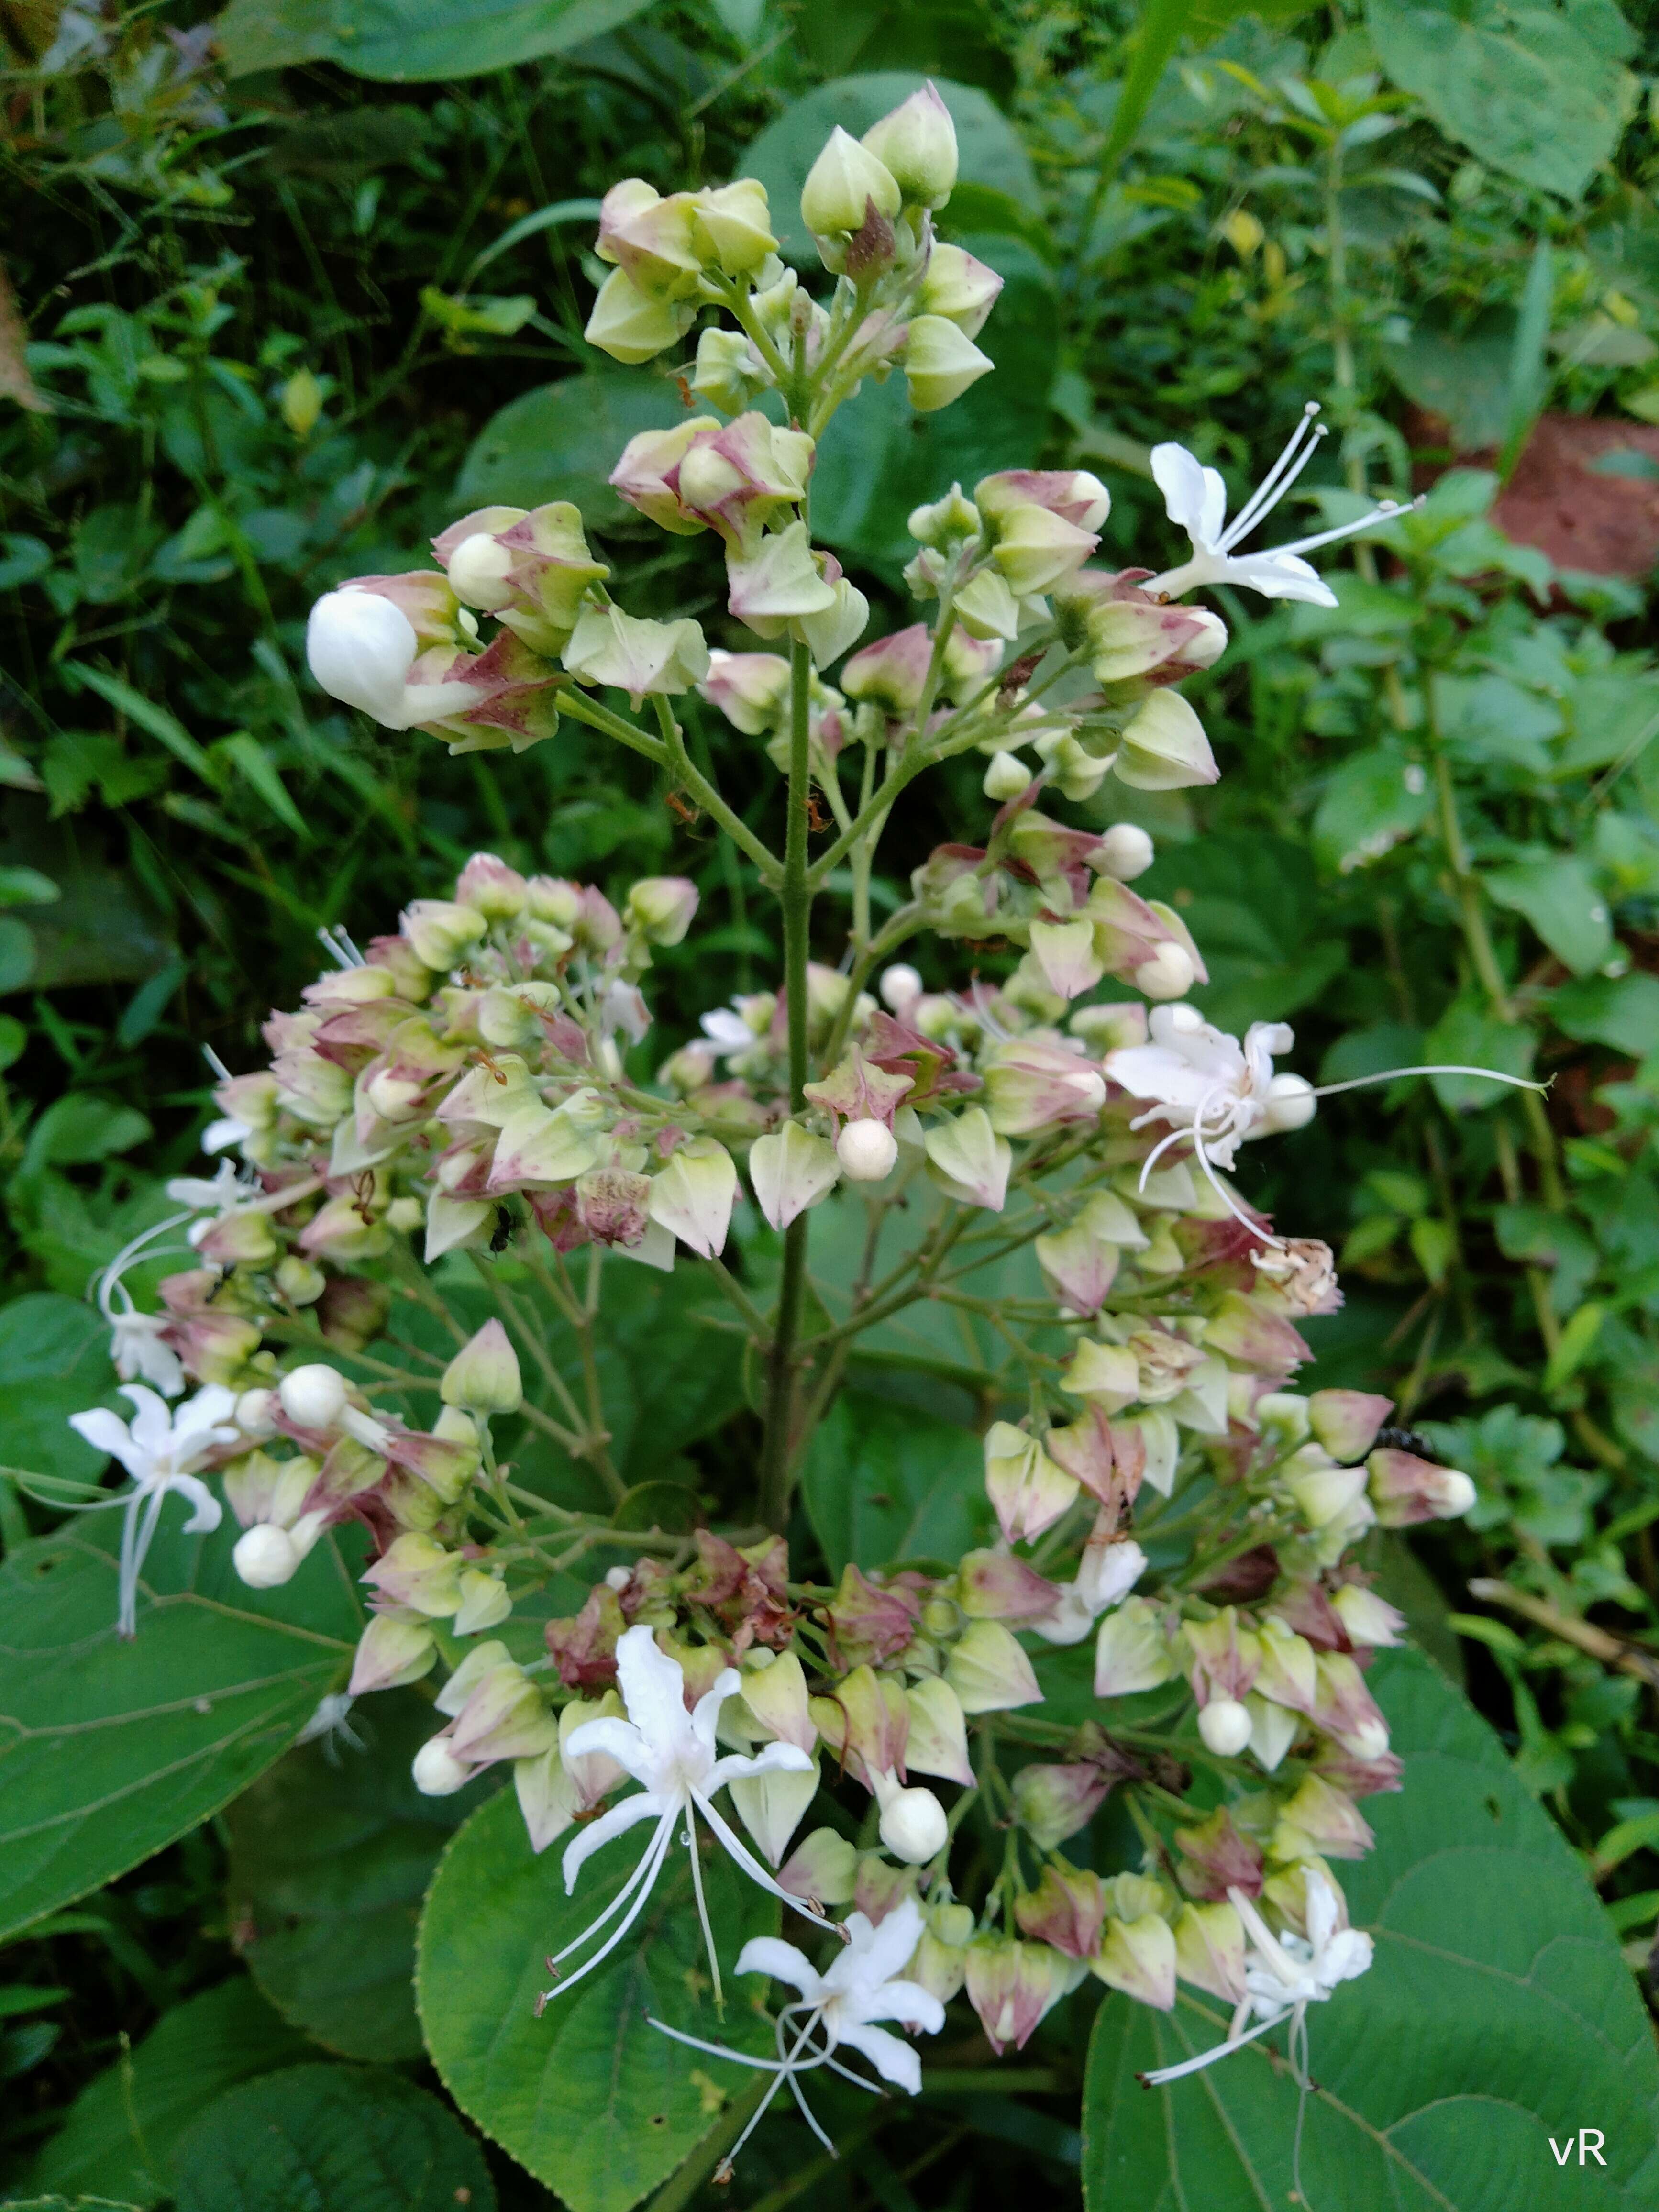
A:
[[649, 1898, 944, 2170], [168, 1157, 253, 1218], [1143, 1869, 1372, 2087], [306, 588, 477, 731], [1148, 405, 1408, 606], [201, 1114, 252, 1155], [539, 1625, 821, 2011], [1106, 1004, 1314, 1240], [700, 1006, 758, 1056], [66, 1383, 240, 1636], [1033, 1535, 1147, 1646], [93, 1212, 206, 1397]]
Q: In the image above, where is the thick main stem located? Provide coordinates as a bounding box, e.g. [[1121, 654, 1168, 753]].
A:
[[757, 638, 816, 1532]]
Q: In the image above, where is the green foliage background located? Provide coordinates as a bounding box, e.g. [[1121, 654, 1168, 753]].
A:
[[4, 0, 1659, 2204]]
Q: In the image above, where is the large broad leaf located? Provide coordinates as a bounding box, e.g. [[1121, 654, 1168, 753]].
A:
[[26, 1979, 313, 2207], [1081, 1647, 1659, 2210], [170, 2064, 496, 2212], [216, 0, 657, 83], [454, 370, 688, 535], [1367, 0, 1635, 203], [417, 1787, 779, 2212], [1311, 742, 1434, 875], [226, 1692, 486, 2062], [1381, 309, 1517, 450], [741, 75, 1036, 265], [1550, 971, 1659, 1056], [0, 1515, 362, 1941], [802, 1387, 993, 1576], [0, 1294, 121, 1482], [1483, 852, 1614, 977]]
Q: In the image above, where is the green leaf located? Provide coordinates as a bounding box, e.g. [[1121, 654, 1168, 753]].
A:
[[0, 1515, 362, 1941], [0, 1294, 121, 1482], [1312, 742, 1433, 874], [1483, 852, 1613, 976], [417, 1787, 779, 2212], [217, 0, 657, 81], [1081, 1647, 1659, 2209], [60, 666, 218, 788], [455, 371, 688, 535], [1550, 971, 1659, 1055], [213, 733, 308, 839], [26, 1980, 313, 2208], [0, 868, 59, 909], [741, 75, 1036, 266], [1139, 832, 1347, 1030], [802, 1388, 993, 1576], [226, 1691, 487, 2062], [1381, 308, 1516, 448], [21, 1095, 151, 1177], [170, 2064, 496, 2212], [1367, 0, 1636, 201], [1421, 999, 1537, 1113]]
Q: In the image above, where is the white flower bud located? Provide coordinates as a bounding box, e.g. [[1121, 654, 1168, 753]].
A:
[[1262, 1072, 1316, 1134], [801, 126, 902, 241], [1133, 942, 1195, 1001], [861, 83, 958, 209], [875, 1778, 949, 1864], [441, 1319, 522, 1416], [235, 1388, 279, 1438], [233, 1524, 301, 1589], [1197, 1697, 1253, 1757], [412, 1738, 475, 1797], [983, 750, 1030, 801], [878, 963, 924, 1015], [306, 590, 417, 726], [837, 1117, 898, 1182], [1097, 822, 1154, 880], [903, 315, 994, 413], [278, 1363, 350, 1430], [446, 531, 517, 611]]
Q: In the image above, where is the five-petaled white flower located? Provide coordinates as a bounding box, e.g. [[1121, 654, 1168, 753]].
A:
[[1148, 404, 1407, 607], [1106, 1004, 1315, 1239], [649, 1897, 945, 2171], [67, 1383, 241, 1636], [1144, 1869, 1372, 2087], [539, 1625, 823, 2011]]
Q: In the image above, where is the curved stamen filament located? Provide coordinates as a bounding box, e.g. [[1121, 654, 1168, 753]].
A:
[[1217, 405, 1325, 552], [1140, 1999, 1294, 2087]]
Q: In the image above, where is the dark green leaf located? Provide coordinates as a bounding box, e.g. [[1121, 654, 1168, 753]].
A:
[[0, 1294, 120, 1482], [1312, 742, 1433, 874], [1550, 971, 1659, 1056], [1368, 0, 1635, 201], [1483, 852, 1613, 976], [170, 2065, 495, 2212], [455, 371, 688, 535], [218, 0, 657, 82], [226, 1692, 487, 2062], [26, 1980, 313, 2208], [417, 1787, 779, 2212], [802, 1388, 993, 1576], [1082, 1648, 1659, 2209], [0, 1516, 362, 1941]]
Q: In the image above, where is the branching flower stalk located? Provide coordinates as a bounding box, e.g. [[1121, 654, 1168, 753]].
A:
[[66, 83, 1509, 2172]]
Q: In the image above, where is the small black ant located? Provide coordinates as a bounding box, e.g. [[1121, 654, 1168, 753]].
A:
[[1375, 1425, 1431, 1456], [489, 1206, 513, 1254]]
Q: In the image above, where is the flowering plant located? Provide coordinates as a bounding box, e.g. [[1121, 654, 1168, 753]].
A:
[[52, 83, 1535, 2194]]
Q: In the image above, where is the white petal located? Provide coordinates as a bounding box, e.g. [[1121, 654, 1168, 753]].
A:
[[706, 1738, 815, 1794], [120, 1385, 174, 1456], [68, 1407, 139, 1471], [733, 1936, 825, 2002], [169, 1475, 222, 1535], [559, 1789, 665, 1893], [1150, 442, 1226, 548], [856, 1979, 946, 2036], [562, 1717, 653, 1784], [836, 2021, 922, 2093], [614, 1624, 694, 1756], [690, 1668, 743, 1758], [307, 589, 420, 725], [1217, 551, 1337, 605]]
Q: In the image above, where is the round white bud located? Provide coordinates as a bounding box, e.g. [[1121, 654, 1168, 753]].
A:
[[604, 1564, 633, 1591], [1098, 822, 1154, 880], [235, 1387, 278, 1438], [1197, 1697, 1253, 1757], [1134, 942, 1195, 1001], [233, 1524, 300, 1589], [837, 1118, 898, 1183], [879, 963, 924, 1016], [877, 1784, 949, 1865], [445, 531, 517, 611], [1261, 1072, 1316, 1134], [278, 1363, 350, 1430], [412, 1737, 475, 1796], [982, 750, 1030, 802], [1440, 1469, 1476, 1516]]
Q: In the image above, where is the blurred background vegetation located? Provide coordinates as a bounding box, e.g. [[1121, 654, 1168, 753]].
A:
[[4, 0, 1659, 2199]]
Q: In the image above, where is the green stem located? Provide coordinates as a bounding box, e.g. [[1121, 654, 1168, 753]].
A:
[[757, 639, 816, 1533], [651, 696, 782, 883]]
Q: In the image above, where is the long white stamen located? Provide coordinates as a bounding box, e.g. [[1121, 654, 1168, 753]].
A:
[[540, 1814, 676, 2000], [1311, 1064, 1548, 1101], [684, 1807, 723, 2012], [693, 1791, 846, 1936], [547, 1805, 673, 1966], [202, 1046, 232, 1082], [1270, 499, 1416, 559], [1218, 404, 1323, 551], [96, 1210, 199, 1319], [821, 2054, 885, 2094], [1141, 2001, 1290, 2086], [1192, 1127, 1284, 1251], [119, 1477, 172, 1640], [1136, 1121, 1198, 1189], [646, 2018, 819, 2074], [785, 2061, 841, 2158]]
